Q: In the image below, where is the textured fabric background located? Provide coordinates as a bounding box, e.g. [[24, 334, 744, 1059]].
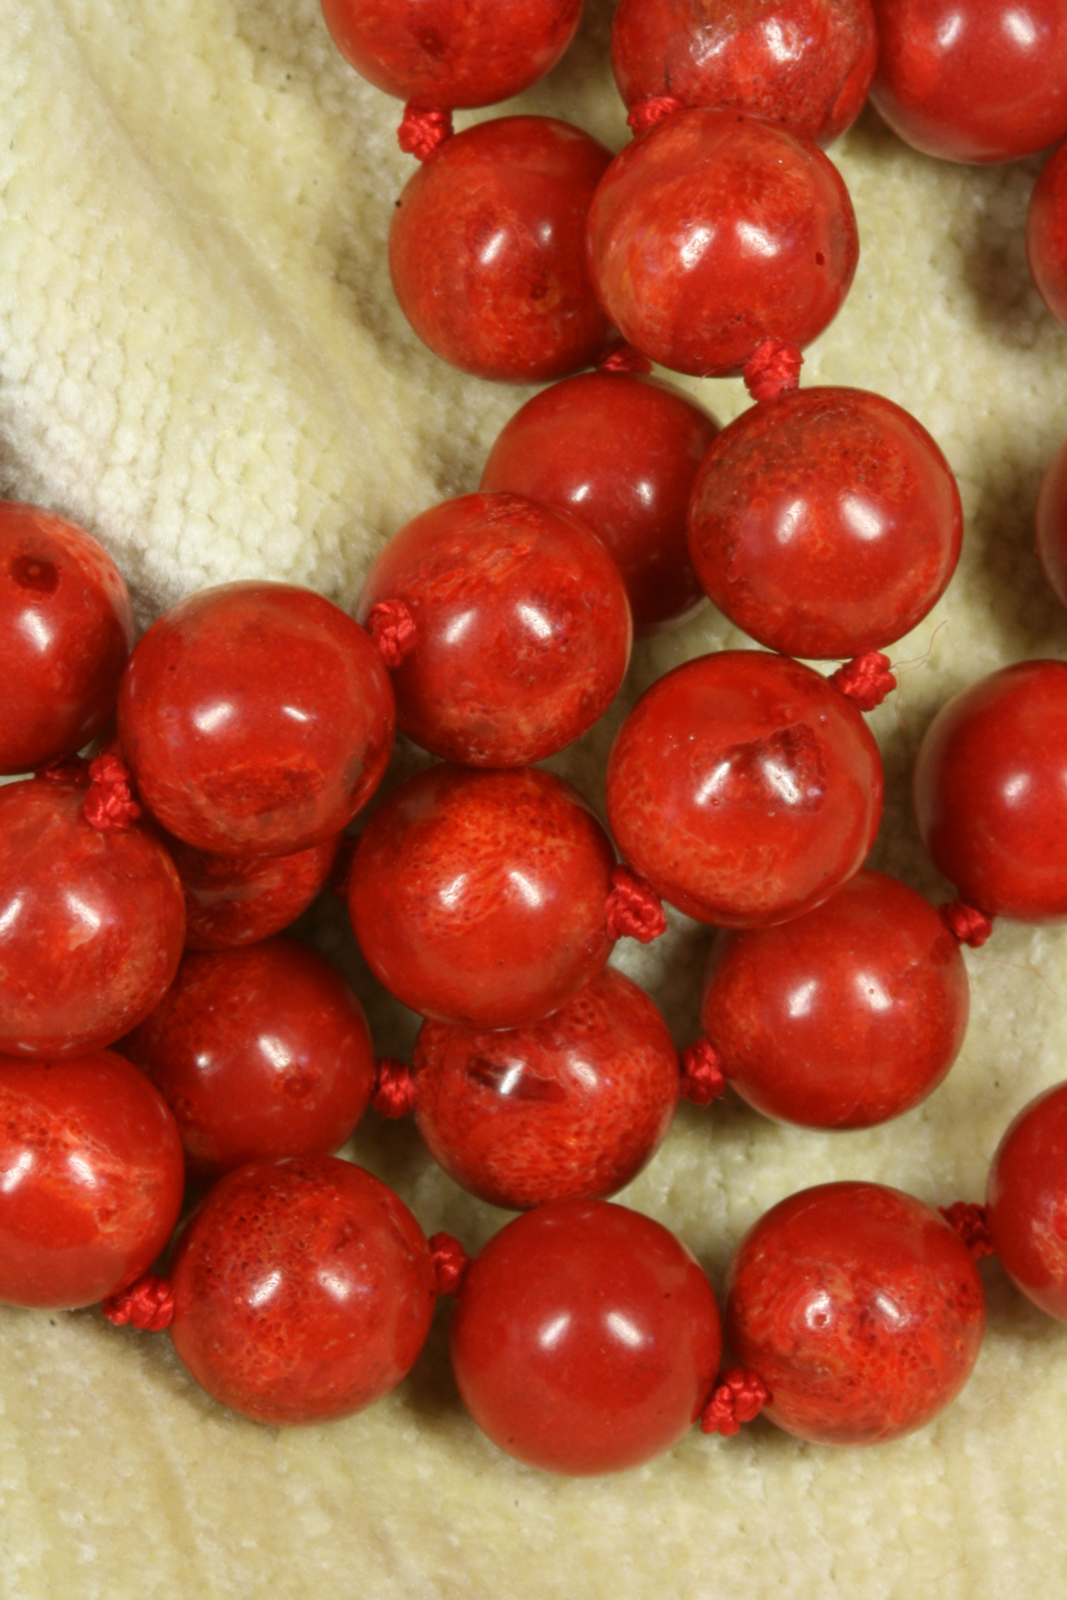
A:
[[2, 3, 1067, 1597]]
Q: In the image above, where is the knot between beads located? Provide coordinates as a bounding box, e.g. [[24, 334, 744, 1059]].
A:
[[680, 1039, 727, 1105], [742, 339, 803, 402], [372, 1057, 418, 1119], [598, 344, 653, 375], [829, 651, 896, 711], [430, 1232, 469, 1296], [605, 865, 667, 943], [398, 105, 454, 162], [627, 96, 685, 134], [83, 753, 141, 832], [367, 598, 417, 668], [700, 1368, 770, 1436], [940, 899, 995, 947], [102, 1272, 175, 1332]]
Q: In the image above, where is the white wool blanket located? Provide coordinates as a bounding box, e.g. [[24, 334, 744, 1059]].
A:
[[2, 4, 1067, 1597]]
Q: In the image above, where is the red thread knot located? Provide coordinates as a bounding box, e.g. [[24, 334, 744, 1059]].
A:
[[102, 1273, 175, 1332], [939, 1201, 996, 1261], [680, 1039, 727, 1105], [398, 105, 453, 161], [627, 95, 685, 134], [430, 1232, 469, 1296], [367, 598, 417, 669], [372, 1057, 418, 1119], [598, 343, 653, 375], [939, 899, 995, 948], [605, 864, 667, 943], [83, 753, 141, 831], [829, 651, 896, 711], [700, 1369, 771, 1436], [36, 755, 90, 783], [742, 339, 803, 402]]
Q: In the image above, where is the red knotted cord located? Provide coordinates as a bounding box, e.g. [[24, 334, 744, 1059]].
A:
[[680, 1039, 727, 1105], [430, 1232, 470, 1296], [742, 339, 803, 402], [398, 105, 453, 161], [700, 1369, 771, 1436], [367, 598, 417, 668], [939, 1202, 996, 1261], [372, 1058, 419, 1119], [605, 865, 668, 943], [939, 899, 995, 948], [598, 344, 653, 374], [627, 95, 685, 134], [102, 1273, 175, 1332], [829, 651, 896, 711], [83, 753, 141, 831]]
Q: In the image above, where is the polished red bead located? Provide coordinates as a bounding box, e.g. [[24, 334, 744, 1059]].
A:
[[450, 1199, 722, 1474], [0, 502, 135, 776], [356, 493, 632, 765], [606, 650, 883, 927], [118, 582, 394, 857], [586, 109, 859, 378], [611, 0, 877, 147], [319, 0, 582, 107], [169, 1156, 437, 1425], [700, 869, 969, 1129], [687, 387, 962, 659], [389, 116, 615, 384], [913, 660, 1067, 922], [986, 1080, 1067, 1322], [0, 1051, 184, 1309], [162, 830, 341, 951], [0, 777, 186, 1058], [348, 764, 618, 1027], [1029, 142, 1067, 328], [725, 1182, 985, 1444], [870, 0, 1067, 163], [412, 967, 680, 1209], [120, 936, 376, 1180], [479, 373, 718, 634], [1037, 435, 1067, 610]]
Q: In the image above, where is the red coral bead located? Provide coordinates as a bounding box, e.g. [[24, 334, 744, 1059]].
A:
[[389, 116, 616, 384], [0, 777, 185, 1058], [412, 967, 680, 1209], [870, 0, 1067, 163], [1029, 142, 1067, 328], [450, 1199, 722, 1474], [913, 660, 1067, 922], [986, 1081, 1067, 1322], [611, 0, 877, 147], [357, 493, 631, 764], [348, 764, 617, 1028], [725, 1182, 985, 1444], [0, 502, 135, 775], [606, 650, 884, 927], [118, 582, 394, 857], [319, 0, 583, 107], [161, 830, 342, 951], [687, 387, 962, 659], [0, 1051, 184, 1309], [119, 936, 376, 1180], [169, 1156, 437, 1425], [700, 870, 970, 1129], [586, 109, 859, 378], [1037, 435, 1067, 609], [479, 373, 718, 634]]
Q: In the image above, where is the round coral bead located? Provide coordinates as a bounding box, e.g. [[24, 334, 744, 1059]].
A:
[[348, 765, 618, 1028], [0, 1051, 184, 1310], [687, 387, 962, 659], [986, 1081, 1067, 1322], [725, 1182, 985, 1444], [450, 1199, 722, 1474], [1037, 435, 1067, 610], [169, 1156, 437, 1425], [1028, 141, 1067, 329], [611, 0, 877, 147], [606, 650, 883, 927], [479, 373, 718, 634], [412, 968, 680, 1209], [120, 936, 376, 1180], [0, 502, 135, 776], [913, 660, 1067, 923], [870, 0, 1067, 163], [0, 776, 186, 1058], [162, 830, 342, 951], [700, 870, 970, 1129], [319, 0, 583, 108], [586, 109, 859, 378], [357, 493, 632, 765], [389, 116, 616, 383], [118, 582, 394, 857]]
